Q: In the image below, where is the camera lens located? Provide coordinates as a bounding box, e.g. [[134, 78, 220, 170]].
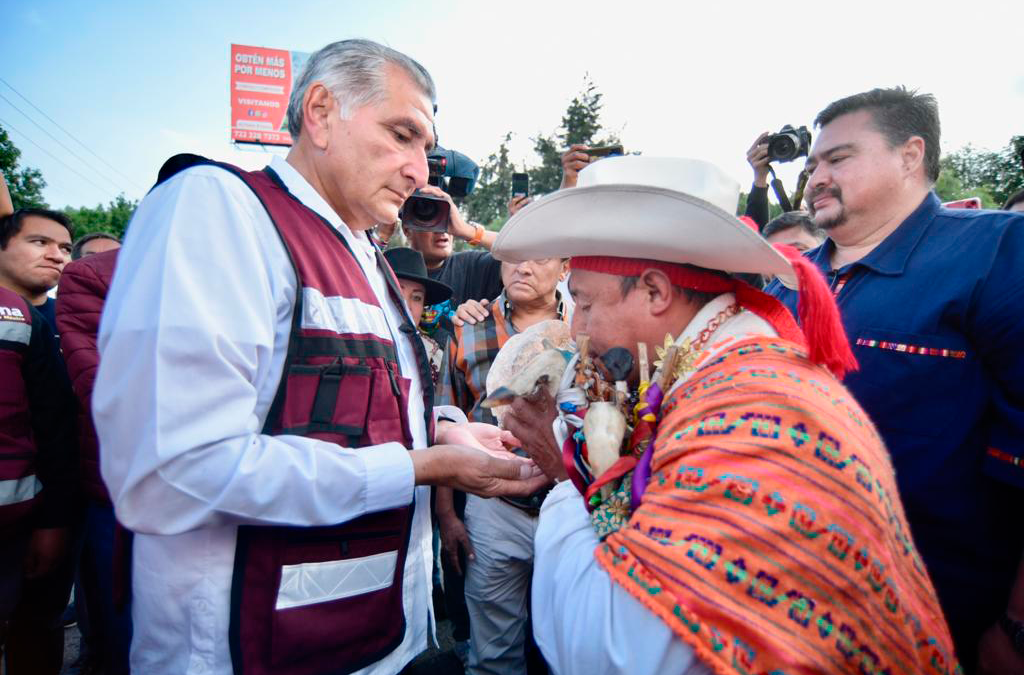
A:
[[771, 135, 797, 161], [412, 198, 439, 221]]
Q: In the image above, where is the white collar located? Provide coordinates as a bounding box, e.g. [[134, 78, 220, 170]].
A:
[[675, 293, 740, 345], [664, 292, 777, 394]]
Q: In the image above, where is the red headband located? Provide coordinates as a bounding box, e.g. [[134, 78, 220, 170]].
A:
[[570, 247, 857, 379]]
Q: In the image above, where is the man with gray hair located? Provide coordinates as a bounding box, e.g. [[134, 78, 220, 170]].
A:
[[93, 39, 544, 675]]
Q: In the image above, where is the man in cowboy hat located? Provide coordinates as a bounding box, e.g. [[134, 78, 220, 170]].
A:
[[496, 156, 962, 675]]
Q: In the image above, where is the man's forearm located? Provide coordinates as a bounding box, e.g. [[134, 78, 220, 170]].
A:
[[410, 446, 451, 486], [435, 485, 457, 518], [453, 221, 496, 250], [473, 226, 497, 250]]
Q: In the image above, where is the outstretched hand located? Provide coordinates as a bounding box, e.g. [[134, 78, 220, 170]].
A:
[[438, 420, 521, 458], [413, 444, 548, 497]]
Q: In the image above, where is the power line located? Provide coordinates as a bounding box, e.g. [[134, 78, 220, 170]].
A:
[[0, 91, 126, 194], [0, 76, 147, 192], [0, 116, 120, 203]]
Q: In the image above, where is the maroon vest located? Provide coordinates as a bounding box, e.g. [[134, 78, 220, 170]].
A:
[[159, 156, 434, 675], [0, 288, 40, 530]]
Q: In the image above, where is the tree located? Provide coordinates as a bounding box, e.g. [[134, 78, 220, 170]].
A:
[[462, 132, 516, 228], [63, 194, 137, 240], [933, 166, 998, 208], [528, 76, 620, 195], [0, 124, 48, 209], [459, 77, 621, 235], [940, 136, 1024, 207]]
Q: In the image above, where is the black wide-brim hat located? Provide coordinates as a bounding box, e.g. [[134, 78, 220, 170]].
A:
[[383, 247, 454, 306]]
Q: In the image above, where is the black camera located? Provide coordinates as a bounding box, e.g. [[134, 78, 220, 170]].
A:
[[401, 146, 480, 232], [767, 125, 811, 163]]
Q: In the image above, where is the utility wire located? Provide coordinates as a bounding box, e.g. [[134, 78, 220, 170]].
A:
[[0, 76, 147, 192], [0, 116, 120, 203], [0, 91, 126, 194]]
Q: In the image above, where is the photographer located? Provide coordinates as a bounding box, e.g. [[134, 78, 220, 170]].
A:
[[744, 131, 773, 228], [383, 185, 504, 324]]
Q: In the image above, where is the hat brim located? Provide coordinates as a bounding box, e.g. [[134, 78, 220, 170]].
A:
[[492, 184, 797, 285], [393, 272, 453, 306]]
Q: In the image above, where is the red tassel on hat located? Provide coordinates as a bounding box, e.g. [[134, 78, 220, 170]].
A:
[[772, 244, 858, 379]]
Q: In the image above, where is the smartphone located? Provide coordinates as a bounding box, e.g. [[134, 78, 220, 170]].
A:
[[586, 145, 625, 161], [942, 197, 982, 210], [511, 172, 529, 198]]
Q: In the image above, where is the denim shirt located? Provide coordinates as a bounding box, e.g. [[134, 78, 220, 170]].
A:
[[767, 192, 1024, 657]]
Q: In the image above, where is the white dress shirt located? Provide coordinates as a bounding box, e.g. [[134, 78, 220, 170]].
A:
[[532, 295, 773, 675], [94, 155, 459, 675]]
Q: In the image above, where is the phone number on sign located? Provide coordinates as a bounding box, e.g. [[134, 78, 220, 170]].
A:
[[232, 130, 292, 144]]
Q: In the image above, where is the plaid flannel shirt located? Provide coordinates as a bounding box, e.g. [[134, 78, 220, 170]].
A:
[[438, 293, 515, 425]]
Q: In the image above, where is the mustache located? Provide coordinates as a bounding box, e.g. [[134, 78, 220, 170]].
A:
[[807, 186, 842, 210]]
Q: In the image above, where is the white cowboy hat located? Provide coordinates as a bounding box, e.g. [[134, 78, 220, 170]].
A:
[[492, 155, 858, 378], [492, 155, 796, 285]]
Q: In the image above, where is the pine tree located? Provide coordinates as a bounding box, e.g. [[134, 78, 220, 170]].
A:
[[529, 76, 620, 195]]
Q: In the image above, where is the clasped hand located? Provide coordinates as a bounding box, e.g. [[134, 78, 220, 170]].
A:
[[413, 421, 548, 497]]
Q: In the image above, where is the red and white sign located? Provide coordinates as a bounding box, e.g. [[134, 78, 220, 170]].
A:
[[230, 44, 309, 146]]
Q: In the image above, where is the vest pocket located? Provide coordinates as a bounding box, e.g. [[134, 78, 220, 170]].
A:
[[269, 531, 404, 668], [364, 367, 413, 447], [230, 508, 412, 675], [279, 362, 372, 443]]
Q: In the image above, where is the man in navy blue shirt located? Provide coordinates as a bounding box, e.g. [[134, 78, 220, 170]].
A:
[[767, 87, 1024, 673]]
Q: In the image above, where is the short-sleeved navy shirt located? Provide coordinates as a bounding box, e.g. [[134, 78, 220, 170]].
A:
[[766, 192, 1024, 660]]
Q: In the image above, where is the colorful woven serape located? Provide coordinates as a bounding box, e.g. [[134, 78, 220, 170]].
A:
[[596, 337, 961, 675]]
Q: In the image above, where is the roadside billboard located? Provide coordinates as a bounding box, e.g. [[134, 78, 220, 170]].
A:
[[230, 44, 310, 146]]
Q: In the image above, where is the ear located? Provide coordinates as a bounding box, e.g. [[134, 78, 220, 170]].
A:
[[303, 83, 337, 151], [900, 136, 926, 178], [558, 259, 569, 281], [637, 268, 675, 317]]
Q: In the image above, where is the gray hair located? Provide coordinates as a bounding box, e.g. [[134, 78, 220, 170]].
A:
[[286, 39, 435, 137]]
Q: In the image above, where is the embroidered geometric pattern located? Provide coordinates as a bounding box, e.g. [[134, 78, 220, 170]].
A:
[[590, 475, 633, 540], [855, 337, 967, 359], [596, 337, 961, 675]]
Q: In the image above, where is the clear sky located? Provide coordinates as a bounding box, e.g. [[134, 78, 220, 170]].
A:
[[3, 0, 1022, 210]]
